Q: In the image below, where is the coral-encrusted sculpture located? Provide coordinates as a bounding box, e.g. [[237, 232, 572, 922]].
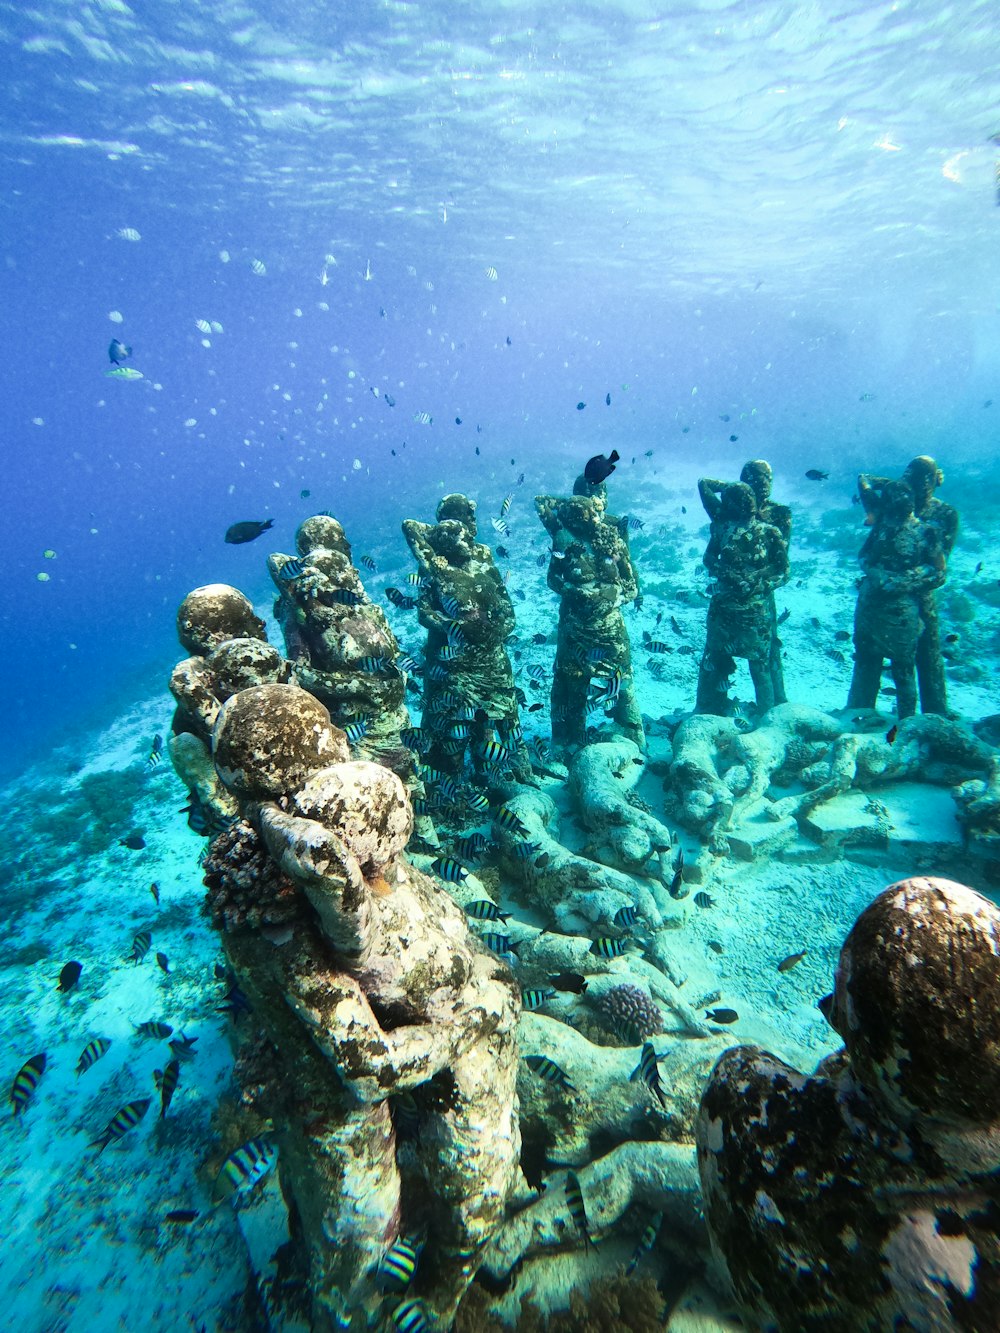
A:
[[208, 681, 521, 1330], [535, 489, 643, 753], [402, 494, 531, 786], [696, 876, 1000, 1331], [168, 583, 293, 831]]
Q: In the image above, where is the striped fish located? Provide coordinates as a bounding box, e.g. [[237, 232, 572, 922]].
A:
[[495, 805, 529, 838], [418, 766, 449, 784], [440, 739, 467, 757], [500, 492, 513, 517], [481, 740, 512, 766], [466, 791, 491, 813], [214, 1135, 278, 1202], [132, 930, 152, 964], [360, 555, 377, 572], [407, 572, 429, 588], [465, 899, 509, 923], [396, 654, 421, 674], [76, 1038, 111, 1077], [521, 989, 555, 1011], [437, 646, 462, 662], [377, 1236, 419, 1293], [590, 936, 629, 959], [510, 841, 541, 861], [326, 588, 363, 606], [343, 718, 370, 745], [431, 857, 469, 884], [391, 1300, 430, 1333], [614, 905, 639, 929], [435, 777, 462, 803], [155, 1058, 181, 1118], [385, 587, 417, 609], [278, 558, 307, 583], [146, 734, 163, 768], [11, 1053, 46, 1115], [426, 665, 450, 682], [645, 639, 672, 655], [401, 727, 431, 752], [134, 1020, 173, 1040], [445, 623, 466, 648], [359, 656, 392, 673], [527, 664, 546, 681], [491, 516, 510, 537], [630, 1043, 667, 1109], [448, 722, 472, 740], [91, 1098, 151, 1152], [481, 932, 514, 956], [390, 1091, 421, 1138], [438, 592, 462, 617], [625, 1211, 663, 1276], [565, 1171, 591, 1248], [452, 836, 489, 863], [525, 1055, 575, 1091]]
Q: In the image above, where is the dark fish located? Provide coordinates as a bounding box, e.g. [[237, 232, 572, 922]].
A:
[[300, 488, 311, 498], [90, 1098, 151, 1152], [455, 417, 462, 425], [576, 401, 586, 410], [975, 562, 984, 575], [777, 949, 807, 973], [11, 1053, 46, 1115], [630, 1042, 667, 1109], [729, 434, 738, 442], [149, 882, 160, 905], [804, 469, 828, 481], [58, 961, 82, 992], [693, 891, 715, 909], [583, 450, 619, 485], [217, 983, 251, 1018], [705, 1007, 739, 1024], [777, 607, 790, 624], [565, 1171, 590, 1248], [606, 392, 611, 405], [156, 952, 170, 974], [667, 864, 687, 900], [527, 701, 544, 712], [108, 338, 132, 364], [224, 519, 274, 545], [120, 832, 146, 850], [707, 940, 724, 955], [164, 1210, 199, 1225], [549, 971, 588, 995], [885, 724, 898, 745]]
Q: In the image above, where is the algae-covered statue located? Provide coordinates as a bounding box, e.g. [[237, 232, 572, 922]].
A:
[[848, 479, 946, 721], [535, 468, 644, 753], [695, 480, 789, 718], [192, 678, 521, 1331], [697, 876, 1000, 1331], [858, 455, 958, 714], [698, 461, 791, 706]]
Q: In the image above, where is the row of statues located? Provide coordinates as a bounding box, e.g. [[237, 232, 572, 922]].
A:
[[694, 454, 958, 722]]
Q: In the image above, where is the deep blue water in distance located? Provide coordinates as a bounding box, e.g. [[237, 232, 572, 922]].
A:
[[2, 0, 1000, 778]]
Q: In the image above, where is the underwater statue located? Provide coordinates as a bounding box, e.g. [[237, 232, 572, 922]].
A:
[[198, 680, 521, 1331], [699, 461, 791, 705], [847, 479, 946, 720], [402, 493, 531, 790], [697, 876, 1000, 1331], [858, 454, 958, 714], [535, 473, 644, 753], [695, 480, 790, 718]]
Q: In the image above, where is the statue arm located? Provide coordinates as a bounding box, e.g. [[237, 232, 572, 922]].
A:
[[698, 477, 724, 519]]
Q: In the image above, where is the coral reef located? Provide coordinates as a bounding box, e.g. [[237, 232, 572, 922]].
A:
[[595, 984, 664, 1045], [402, 494, 531, 788], [202, 820, 301, 933], [696, 876, 1000, 1331], [535, 490, 643, 752], [203, 681, 522, 1330]]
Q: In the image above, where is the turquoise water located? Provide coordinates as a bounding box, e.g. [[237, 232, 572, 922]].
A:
[[2, 2, 1000, 1329]]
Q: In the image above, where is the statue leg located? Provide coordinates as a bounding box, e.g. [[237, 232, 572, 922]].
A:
[[889, 655, 918, 720], [696, 643, 734, 716], [847, 636, 883, 710], [916, 595, 948, 714], [748, 656, 775, 715], [768, 595, 787, 704]]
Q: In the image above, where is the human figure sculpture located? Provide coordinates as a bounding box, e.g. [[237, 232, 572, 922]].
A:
[[847, 480, 945, 720], [699, 462, 791, 705], [535, 478, 644, 752], [858, 455, 958, 714], [695, 481, 789, 718], [697, 876, 1000, 1331]]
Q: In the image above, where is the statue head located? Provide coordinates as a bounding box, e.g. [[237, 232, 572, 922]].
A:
[[881, 480, 915, 523], [902, 455, 943, 505], [720, 481, 756, 524], [739, 459, 773, 506]]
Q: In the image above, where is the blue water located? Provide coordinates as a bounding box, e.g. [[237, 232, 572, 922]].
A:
[[2, 0, 999, 778]]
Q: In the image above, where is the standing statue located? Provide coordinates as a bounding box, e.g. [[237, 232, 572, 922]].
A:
[[858, 455, 958, 714], [695, 481, 790, 718], [847, 480, 946, 720], [698, 462, 791, 706], [536, 465, 644, 753]]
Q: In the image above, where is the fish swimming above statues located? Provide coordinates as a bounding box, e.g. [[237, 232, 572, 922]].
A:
[[584, 450, 620, 485], [224, 519, 274, 545]]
